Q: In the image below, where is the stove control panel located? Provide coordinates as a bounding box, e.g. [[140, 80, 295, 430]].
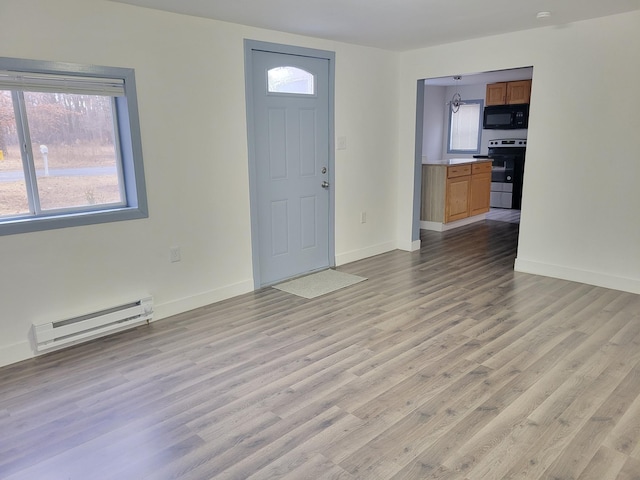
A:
[[488, 139, 527, 148]]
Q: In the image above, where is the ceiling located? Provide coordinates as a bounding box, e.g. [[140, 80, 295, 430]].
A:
[[109, 0, 640, 51]]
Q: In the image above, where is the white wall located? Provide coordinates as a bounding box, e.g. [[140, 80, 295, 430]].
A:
[[0, 0, 399, 366], [421, 85, 445, 162], [397, 11, 640, 292], [333, 43, 399, 265]]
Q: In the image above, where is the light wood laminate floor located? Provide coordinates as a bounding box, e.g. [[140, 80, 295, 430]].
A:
[[486, 208, 521, 224], [2, 220, 640, 479]]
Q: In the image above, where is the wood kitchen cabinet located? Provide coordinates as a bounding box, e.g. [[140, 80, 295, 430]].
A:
[[445, 165, 472, 222], [469, 162, 492, 216], [486, 82, 508, 106], [485, 79, 532, 105], [421, 160, 492, 226]]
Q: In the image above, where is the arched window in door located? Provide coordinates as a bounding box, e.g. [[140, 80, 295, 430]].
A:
[[267, 66, 315, 95]]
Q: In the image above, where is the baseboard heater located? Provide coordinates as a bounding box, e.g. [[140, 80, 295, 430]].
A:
[[33, 296, 153, 353]]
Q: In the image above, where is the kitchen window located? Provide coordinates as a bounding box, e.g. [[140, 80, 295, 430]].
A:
[[0, 57, 147, 236], [447, 99, 483, 154]]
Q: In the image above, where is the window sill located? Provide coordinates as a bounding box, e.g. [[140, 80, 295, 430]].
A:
[[0, 206, 148, 236]]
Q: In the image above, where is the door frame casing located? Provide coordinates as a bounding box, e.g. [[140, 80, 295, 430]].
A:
[[244, 40, 336, 288]]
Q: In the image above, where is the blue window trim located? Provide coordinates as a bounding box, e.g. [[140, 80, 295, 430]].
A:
[[0, 57, 148, 236], [446, 99, 484, 155]]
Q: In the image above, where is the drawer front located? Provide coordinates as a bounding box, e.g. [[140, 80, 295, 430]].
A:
[[447, 165, 471, 178], [472, 162, 492, 175]]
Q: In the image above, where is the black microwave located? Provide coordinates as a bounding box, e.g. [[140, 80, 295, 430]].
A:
[[483, 104, 529, 130]]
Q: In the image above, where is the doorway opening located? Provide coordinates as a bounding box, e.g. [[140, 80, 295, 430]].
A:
[[414, 66, 533, 239]]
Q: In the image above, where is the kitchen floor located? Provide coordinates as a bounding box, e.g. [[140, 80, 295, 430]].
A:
[[486, 207, 520, 224]]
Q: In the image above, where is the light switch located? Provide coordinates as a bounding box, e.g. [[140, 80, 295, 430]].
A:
[[337, 136, 347, 150]]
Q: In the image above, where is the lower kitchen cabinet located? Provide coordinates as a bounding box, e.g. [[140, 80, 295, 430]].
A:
[[445, 165, 472, 222], [421, 160, 492, 225], [469, 162, 492, 217]]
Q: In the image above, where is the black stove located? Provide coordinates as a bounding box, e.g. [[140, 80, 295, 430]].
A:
[[487, 138, 526, 210]]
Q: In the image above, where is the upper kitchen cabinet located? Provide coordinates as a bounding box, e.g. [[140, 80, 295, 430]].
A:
[[485, 80, 532, 106], [507, 80, 532, 104]]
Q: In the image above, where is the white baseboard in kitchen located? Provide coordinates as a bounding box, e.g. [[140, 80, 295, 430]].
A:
[[421, 214, 486, 232]]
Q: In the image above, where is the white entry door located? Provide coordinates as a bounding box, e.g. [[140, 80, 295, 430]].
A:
[[247, 44, 333, 286]]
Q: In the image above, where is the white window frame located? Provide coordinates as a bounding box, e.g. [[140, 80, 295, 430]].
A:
[[0, 57, 148, 236], [447, 99, 483, 155]]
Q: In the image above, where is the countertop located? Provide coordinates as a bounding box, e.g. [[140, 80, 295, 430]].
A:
[[422, 157, 492, 166]]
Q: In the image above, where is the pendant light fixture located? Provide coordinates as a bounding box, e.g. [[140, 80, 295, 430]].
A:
[[450, 75, 464, 113]]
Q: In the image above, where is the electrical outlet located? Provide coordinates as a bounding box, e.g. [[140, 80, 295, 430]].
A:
[[360, 212, 366, 224], [170, 246, 181, 263]]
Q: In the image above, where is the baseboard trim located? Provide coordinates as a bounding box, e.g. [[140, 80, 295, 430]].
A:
[[409, 239, 421, 252], [335, 241, 396, 266], [515, 258, 640, 294], [153, 279, 255, 321], [0, 341, 33, 368], [0, 280, 256, 369], [420, 214, 486, 232]]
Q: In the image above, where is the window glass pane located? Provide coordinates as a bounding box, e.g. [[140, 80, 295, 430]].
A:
[[449, 103, 481, 152], [22, 92, 124, 211], [0, 90, 30, 217], [267, 66, 315, 95]]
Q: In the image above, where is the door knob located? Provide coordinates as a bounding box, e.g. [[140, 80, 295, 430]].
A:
[[321, 181, 330, 189]]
